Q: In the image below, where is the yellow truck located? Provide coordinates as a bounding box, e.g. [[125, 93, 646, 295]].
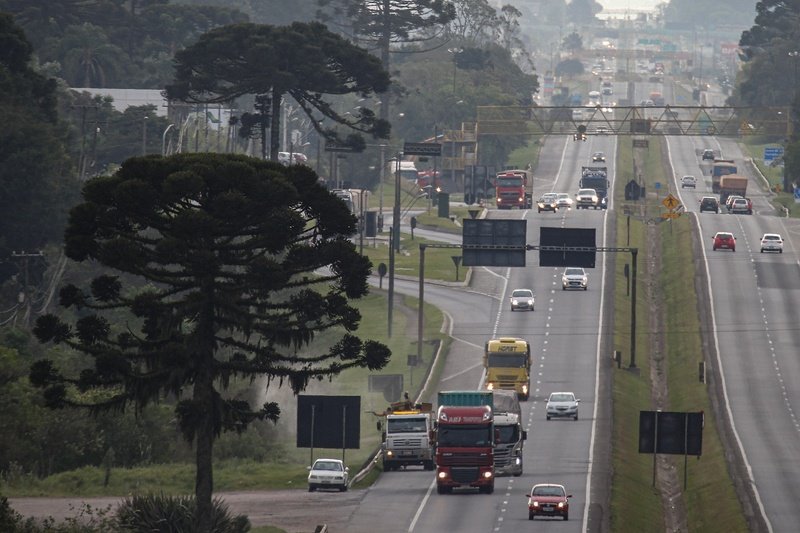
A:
[[483, 337, 532, 401]]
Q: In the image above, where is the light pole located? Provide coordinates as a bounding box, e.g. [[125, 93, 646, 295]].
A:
[[786, 50, 800, 192], [142, 115, 148, 155], [448, 48, 463, 95]]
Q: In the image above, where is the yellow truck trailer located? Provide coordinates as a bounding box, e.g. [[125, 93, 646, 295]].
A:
[[483, 337, 532, 401]]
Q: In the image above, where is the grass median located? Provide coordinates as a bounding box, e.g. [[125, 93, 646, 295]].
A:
[[611, 137, 748, 531], [362, 233, 466, 282]]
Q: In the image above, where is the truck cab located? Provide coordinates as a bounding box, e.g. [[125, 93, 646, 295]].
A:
[[377, 401, 435, 471], [493, 412, 526, 477]]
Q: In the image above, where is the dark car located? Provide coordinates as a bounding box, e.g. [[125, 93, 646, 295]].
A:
[[699, 197, 719, 213], [702, 149, 715, 160]]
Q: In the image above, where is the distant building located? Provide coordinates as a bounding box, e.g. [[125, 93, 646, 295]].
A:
[[72, 88, 169, 117]]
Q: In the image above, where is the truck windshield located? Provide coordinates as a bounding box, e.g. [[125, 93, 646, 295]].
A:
[[487, 354, 528, 367], [437, 425, 493, 447], [387, 417, 428, 433], [496, 177, 524, 187], [495, 424, 519, 444]]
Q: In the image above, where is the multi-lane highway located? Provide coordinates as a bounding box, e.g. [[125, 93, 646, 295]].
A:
[[667, 133, 800, 533], [349, 134, 617, 533]]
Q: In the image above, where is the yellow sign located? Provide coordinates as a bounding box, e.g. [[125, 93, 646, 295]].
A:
[[662, 194, 680, 210], [661, 212, 681, 219]]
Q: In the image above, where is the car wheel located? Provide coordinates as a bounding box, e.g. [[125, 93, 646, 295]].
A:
[[780, 249, 783, 253], [340, 485, 348, 492], [713, 246, 717, 251], [529, 511, 535, 520], [574, 414, 579, 421], [562, 286, 566, 291], [584, 286, 587, 291], [760, 249, 764, 253], [308, 486, 315, 492], [546, 415, 551, 420], [732, 248, 736, 252], [564, 513, 569, 521]]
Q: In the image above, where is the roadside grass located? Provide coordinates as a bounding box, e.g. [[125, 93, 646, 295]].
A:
[[611, 136, 747, 531], [739, 138, 784, 189], [361, 233, 466, 282], [660, 218, 748, 533], [506, 136, 542, 171], [2, 292, 446, 498], [368, 177, 421, 211], [415, 205, 482, 234], [611, 138, 663, 530]]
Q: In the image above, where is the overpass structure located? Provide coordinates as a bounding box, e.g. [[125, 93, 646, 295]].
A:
[[475, 105, 791, 137]]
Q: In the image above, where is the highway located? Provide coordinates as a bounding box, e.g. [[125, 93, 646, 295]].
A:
[[667, 133, 800, 533], [349, 133, 616, 533]]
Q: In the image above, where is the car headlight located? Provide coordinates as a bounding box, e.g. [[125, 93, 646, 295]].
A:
[[386, 450, 394, 457], [487, 383, 494, 390], [522, 384, 528, 393], [438, 471, 448, 479], [482, 471, 493, 479], [511, 299, 518, 305], [558, 502, 565, 508], [532, 501, 540, 507]]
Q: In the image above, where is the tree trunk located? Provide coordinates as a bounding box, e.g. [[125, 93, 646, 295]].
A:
[[194, 374, 215, 533]]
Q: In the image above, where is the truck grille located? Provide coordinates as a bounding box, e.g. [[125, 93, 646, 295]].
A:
[[494, 445, 512, 467], [439, 451, 492, 466], [451, 467, 480, 483], [388, 437, 424, 448]]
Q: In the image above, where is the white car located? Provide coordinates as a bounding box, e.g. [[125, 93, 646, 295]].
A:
[[592, 152, 606, 162], [546, 392, 580, 421], [556, 193, 574, 209], [562, 267, 588, 290], [308, 458, 349, 492], [510, 288, 535, 311], [760, 233, 784, 253], [680, 175, 697, 188]]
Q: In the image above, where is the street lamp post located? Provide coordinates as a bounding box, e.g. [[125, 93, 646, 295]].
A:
[[448, 48, 463, 95], [786, 50, 799, 192]]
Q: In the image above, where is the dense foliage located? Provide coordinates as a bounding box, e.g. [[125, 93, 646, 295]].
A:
[[165, 22, 391, 160], [0, 13, 78, 284], [0, 0, 249, 88]]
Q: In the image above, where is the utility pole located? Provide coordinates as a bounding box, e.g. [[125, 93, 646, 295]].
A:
[[142, 115, 148, 155], [11, 250, 44, 329]]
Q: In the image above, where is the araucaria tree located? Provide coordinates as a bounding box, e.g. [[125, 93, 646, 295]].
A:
[[165, 22, 392, 161], [32, 153, 391, 532]]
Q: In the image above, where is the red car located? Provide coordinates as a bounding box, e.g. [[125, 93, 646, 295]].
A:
[[527, 483, 571, 521], [712, 232, 736, 252]]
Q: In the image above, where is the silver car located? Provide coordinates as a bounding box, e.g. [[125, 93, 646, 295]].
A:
[[510, 288, 535, 311], [760, 233, 783, 253], [546, 392, 580, 421], [562, 267, 588, 291]]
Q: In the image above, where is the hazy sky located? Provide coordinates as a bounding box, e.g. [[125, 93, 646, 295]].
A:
[[598, 0, 661, 10]]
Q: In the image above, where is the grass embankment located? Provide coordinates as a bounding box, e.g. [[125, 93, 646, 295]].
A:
[[611, 138, 748, 531], [739, 138, 800, 217], [361, 233, 466, 282], [2, 292, 446, 499]]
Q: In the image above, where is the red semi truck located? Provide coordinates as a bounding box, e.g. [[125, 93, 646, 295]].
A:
[[435, 392, 496, 494], [495, 169, 532, 210]]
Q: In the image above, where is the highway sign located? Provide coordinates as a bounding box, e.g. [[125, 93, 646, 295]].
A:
[[662, 194, 679, 210], [764, 147, 784, 161], [403, 142, 442, 156]]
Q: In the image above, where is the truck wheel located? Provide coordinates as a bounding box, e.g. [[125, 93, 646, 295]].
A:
[[424, 460, 435, 471]]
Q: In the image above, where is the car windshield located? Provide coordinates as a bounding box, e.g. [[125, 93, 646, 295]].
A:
[[550, 393, 574, 402], [564, 268, 583, 276], [512, 290, 533, 298], [313, 461, 342, 471], [557, 194, 569, 200], [578, 189, 595, 195], [533, 486, 565, 497]]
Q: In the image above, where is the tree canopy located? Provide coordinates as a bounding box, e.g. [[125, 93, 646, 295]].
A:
[[32, 153, 391, 530], [165, 21, 391, 161], [0, 12, 77, 283]]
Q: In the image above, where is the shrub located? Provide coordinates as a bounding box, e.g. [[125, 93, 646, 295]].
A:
[[115, 493, 250, 533]]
